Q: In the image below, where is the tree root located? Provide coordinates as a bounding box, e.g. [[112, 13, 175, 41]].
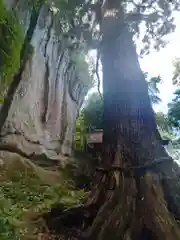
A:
[[41, 171, 180, 240], [41, 204, 98, 239]]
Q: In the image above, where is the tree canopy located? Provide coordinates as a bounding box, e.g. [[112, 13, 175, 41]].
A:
[[168, 88, 180, 128], [55, 0, 180, 52]]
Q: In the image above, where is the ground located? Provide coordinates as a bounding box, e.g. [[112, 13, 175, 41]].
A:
[[0, 152, 87, 239]]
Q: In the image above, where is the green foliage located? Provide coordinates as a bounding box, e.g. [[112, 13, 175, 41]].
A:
[[0, 0, 23, 101], [50, 0, 180, 55], [72, 51, 95, 89], [74, 92, 103, 152], [144, 73, 162, 104], [155, 112, 171, 132], [168, 89, 180, 128], [82, 92, 103, 130], [155, 111, 174, 139], [0, 165, 86, 239], [74, 114, 87, 152]]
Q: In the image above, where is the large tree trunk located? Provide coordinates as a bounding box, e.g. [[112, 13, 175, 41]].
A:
[[0, 5, 41, 132], [0, 3, 89, 164], [39, 2, 180, 239], [81, 3, 180, 240]]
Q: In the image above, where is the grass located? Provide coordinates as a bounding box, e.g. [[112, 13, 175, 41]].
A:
[[0, 155, 87, 239]]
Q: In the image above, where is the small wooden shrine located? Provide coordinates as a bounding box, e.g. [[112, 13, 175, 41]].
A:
[[86, 129, 170, 159]]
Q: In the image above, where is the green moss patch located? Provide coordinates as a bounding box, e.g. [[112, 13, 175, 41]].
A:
[[0, 0, 23, 101], [0, 156, 87, 239]]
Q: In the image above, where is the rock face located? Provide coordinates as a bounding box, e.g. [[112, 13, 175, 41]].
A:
[[0, 2, 90, 163]]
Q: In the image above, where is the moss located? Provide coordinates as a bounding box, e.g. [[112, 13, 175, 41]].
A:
[[0, 0, 24, 102], [0, 157, 87, 239]]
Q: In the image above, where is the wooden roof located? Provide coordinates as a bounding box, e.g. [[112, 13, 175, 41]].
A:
[[86, 130, 103, 144], [87, 129, 170, 146]]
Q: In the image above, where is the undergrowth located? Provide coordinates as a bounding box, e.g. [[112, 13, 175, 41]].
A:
[[0, 163, 87, 239]]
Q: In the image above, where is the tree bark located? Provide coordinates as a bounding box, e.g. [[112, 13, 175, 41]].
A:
[[0, 5, 41, 132], [81, 2, 180, 240]]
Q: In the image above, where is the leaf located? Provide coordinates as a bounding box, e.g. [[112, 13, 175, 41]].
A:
[[147, 12, 160, 23], [158, 0, 171, 15]]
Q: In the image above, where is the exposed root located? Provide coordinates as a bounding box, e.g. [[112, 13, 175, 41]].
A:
[[0, 151, 62, 185], [137, 172, 180, 239], [41, 204, 97, 239], [40, 170, 180, 240]]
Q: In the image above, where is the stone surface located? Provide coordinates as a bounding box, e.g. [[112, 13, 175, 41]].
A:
[[0, 2, 90, 163]]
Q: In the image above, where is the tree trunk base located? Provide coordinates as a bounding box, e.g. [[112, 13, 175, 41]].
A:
[[42, 171, 180, 240], [42, 204, 96, 239]]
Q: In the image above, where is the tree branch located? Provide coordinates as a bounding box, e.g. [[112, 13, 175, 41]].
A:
[[96, 50, 102, 100], [125, 11, 162, 22], [129, 0, 138, 8]]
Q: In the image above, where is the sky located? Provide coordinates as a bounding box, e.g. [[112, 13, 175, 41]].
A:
[[88, 12, 180, 114], [139, 12, 180, 113]]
